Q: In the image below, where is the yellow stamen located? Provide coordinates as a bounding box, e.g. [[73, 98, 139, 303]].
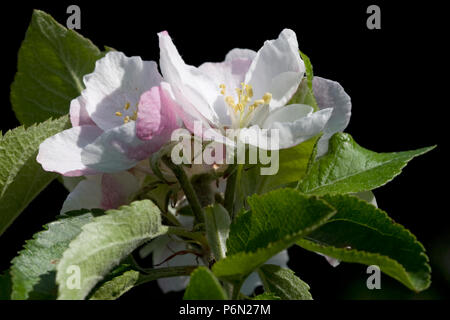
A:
[[125, 102, 131, 110], [124, 116, 130, 123], [245, 84, 253, 98], [263, 93, 272, 104], [115, 111, 123, 117], [225, 96, 236, 109]]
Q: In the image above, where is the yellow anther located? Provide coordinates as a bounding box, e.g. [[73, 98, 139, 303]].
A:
[[225, 96, 236, 108], [130, 111, 138, 121], [236, 103, 244, 112], [248, 99, 262, 110], [245, 84, 253, 98], [263, 93, 272, 104], [219, 84, 226, 89], [124, 116, 130, 123], [220, 89, 226, 95], [125, 102, 131, 110], [115, 111, 123, 117]]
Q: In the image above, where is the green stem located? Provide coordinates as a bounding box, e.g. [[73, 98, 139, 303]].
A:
[[136, 266, 197, 286], [231, 281, 243, 300], [163, 156, 204, 223], [224, 164, 243, 219], [224, 165, 237, 215]]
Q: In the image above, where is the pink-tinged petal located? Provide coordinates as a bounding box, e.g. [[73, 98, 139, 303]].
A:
[[245, 29, 305, 109], [167, 82, 215, 132], [136, 84, 178, 141], [37, 125, 103, 177], [60, 175, 102, 213], [100, 171, 140, 210], [69, 96, 96, 127], [317, 252, 341, 267], [225, 48, 257, 68], [312, 76, 352, 157], [158, 31, 220, 125], [81, 121, 168, 173], [83, 51, 162, 131], [60, 172, 140, 214]]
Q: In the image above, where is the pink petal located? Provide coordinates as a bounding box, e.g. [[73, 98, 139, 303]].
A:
[[136, 84, 178, 141], [100, 172, 140, 210]]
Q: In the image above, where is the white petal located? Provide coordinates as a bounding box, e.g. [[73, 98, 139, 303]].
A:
[[81, 121, 168, 173], [158, 31, 220, 125], [313, 76, 352, 157], [240, 105, 332, 150], [198, 48, 256, 126], [69, 96, 95, 127], [152, 235, 202, 293], [83, 51, 162, 131], [354, 191, 378, 207], [241, 250, 289, 295], [245, 29, 305, 109], [37, 125, 103, 176]]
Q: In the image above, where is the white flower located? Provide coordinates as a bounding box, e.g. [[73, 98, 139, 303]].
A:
[[37, 52, 178, 176], [158, 29, 335, 150]]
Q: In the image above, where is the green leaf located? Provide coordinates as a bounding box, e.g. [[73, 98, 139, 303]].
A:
[[297, 194, 431, 292], [183, 267, 227, 300], [56, 200, 168, 300], [9, 209, 101, 300], [212, 189, 336, 282], [297, 133, 435, 196], [89, 269, 140, 300], [287, 78, 318, 111], [258, 264, 312, 300], [252, 292, 281, 300], [299, 51, 313, 90], [250, 135, 320, 194], [204, 204, 231, 261], [0, 271, 12, 300], [0, 115, 70, 235], [11, 10, 103, 125]]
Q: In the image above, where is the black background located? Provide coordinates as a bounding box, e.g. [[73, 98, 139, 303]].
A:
[[0, 0, 448, 300]]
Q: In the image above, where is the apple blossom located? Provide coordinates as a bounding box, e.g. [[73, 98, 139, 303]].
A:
[[37, 51, 178, 176], [158, 29, 338, 150]]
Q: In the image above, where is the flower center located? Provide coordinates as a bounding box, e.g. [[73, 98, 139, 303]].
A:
[[219, 83, 272, 127], [114, 101, 138, 123]]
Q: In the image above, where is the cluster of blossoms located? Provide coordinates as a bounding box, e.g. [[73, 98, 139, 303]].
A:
[[37, 29, 352, 294]]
